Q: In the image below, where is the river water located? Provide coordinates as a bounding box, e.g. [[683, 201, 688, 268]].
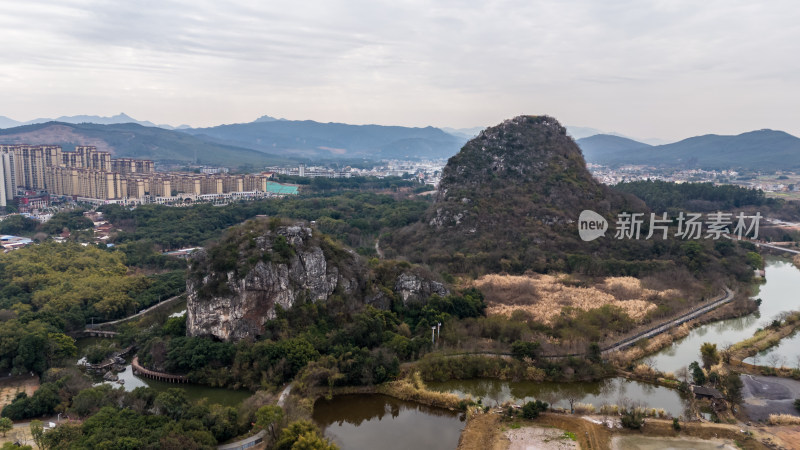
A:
[[426, 377, 690, 417], [313, 394, 464, 450], [648, 258, 800, 374]]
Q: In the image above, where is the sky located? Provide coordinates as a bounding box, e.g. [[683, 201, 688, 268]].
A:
[[1, 0, 798, 141]]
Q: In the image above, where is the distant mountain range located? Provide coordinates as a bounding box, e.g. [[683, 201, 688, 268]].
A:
[[0, 113, 191, 130], [2, 113, 799, 170], [182, 120, 467, 159], [576, 129, 800, 171], [0, 122, 291, 167]]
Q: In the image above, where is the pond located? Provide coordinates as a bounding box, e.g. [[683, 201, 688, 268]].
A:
[[313, 394, 464, 450], [426, 377, 690, 417], [647, 258, 800, 374], [106, 364, 252, 407]]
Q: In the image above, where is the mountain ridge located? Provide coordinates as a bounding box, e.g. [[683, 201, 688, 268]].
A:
[[182, 119, 467, 159], [581, 129, 800, 170], [0, 122, 292, 167]]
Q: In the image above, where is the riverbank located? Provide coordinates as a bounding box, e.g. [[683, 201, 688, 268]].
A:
[[729, 311, 800, 378]]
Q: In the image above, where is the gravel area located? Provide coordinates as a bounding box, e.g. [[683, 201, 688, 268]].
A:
[[741, 374, 800, 421]]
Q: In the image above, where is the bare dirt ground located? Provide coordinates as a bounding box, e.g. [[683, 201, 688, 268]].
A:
[[770, 426, 800, 449], [741, 374, 800, 421], [505, 426, 578, 450]]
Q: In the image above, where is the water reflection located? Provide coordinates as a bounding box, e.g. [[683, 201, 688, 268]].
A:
[[313, 394, 463, 450], [97, 363, 251, 407], [426, 377, 688, 416]]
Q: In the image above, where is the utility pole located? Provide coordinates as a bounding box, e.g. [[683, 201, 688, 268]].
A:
[[431, 326, 436, 344], [437, 322, 441, 340]]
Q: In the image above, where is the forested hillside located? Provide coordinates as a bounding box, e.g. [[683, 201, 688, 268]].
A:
[[0, 243, 183, 375]]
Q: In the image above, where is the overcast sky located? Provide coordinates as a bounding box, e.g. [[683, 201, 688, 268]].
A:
[[1, 0, 798, 140]]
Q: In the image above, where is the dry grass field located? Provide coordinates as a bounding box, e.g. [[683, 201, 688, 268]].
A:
[[0, 376, 39, 410], [476, 274, 681, 325]]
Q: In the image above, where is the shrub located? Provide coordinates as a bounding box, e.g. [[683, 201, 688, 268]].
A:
[[621, 409, 645, 429], [521, 400, 548, 419]]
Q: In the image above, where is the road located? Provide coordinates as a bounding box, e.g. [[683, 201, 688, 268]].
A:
[[753, 241, 800, 255], [91, 294, 185, 329], [602, 286, 734, 354], [277, 383, 292, 407]]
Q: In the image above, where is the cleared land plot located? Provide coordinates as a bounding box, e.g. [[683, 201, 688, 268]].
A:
[[505, 426, 578, 450]]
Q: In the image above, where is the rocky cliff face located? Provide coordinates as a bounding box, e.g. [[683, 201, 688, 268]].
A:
[[187, 219, 450, 341], [186, 222, 364, 341], [394, 272, 449, 304]]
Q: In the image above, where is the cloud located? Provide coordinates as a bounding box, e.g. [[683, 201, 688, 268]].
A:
[[0, 0, 798, 139]]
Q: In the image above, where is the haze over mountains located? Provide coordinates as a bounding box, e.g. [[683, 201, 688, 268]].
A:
[[1, 112, 799, 171], [183, 117, 465, 159], [577, 130, 800, 171], [0, 113, 190, 130], [0, 122, 290, 167]]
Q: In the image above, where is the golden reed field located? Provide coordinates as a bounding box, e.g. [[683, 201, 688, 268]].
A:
[[475, 274, 681, 325]]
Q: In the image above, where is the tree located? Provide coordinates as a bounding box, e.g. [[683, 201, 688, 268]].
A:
[[154, 388, 190, 421], [689, 361, 706, 385], [275, 421, 323, 450], [723, 373, 744, 405], [588, 342, 602, 364], [256, 405, 284, 441], [511, 341, 541, 361], [675, 366, 690, 384], [291, 431, 339, 450], [0, 417, 12, 437], [30, 420, 45, 450], [47, 333, 78, 364], [700, 342, 720, 370]]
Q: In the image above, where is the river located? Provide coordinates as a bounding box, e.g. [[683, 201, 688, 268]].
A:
[[648, 258, 800, 374], [426, 377, 690, 417]]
